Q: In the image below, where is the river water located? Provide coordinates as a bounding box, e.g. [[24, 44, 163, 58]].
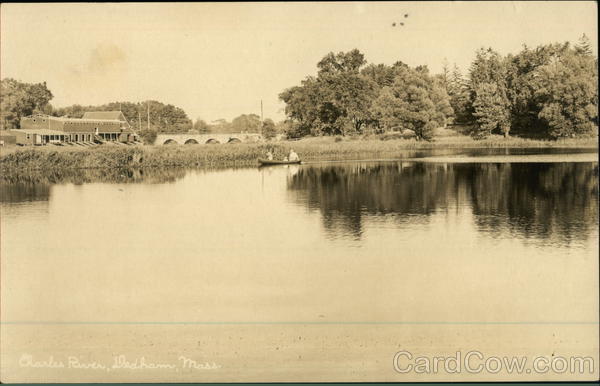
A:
[[1, 148, 598, 382]]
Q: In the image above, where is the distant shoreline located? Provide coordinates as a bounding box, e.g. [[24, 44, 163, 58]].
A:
[[1, 135, 597, 176]]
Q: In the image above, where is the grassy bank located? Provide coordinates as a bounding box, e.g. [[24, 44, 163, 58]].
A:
[[1, 134, 597, 174]]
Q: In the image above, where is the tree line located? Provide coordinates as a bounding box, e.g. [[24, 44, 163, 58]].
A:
[[0, 80, 194, 133], [54, 101, 192, 133], [0, 79, 278, 141], [279, 34, 598, 140], [3, 35, 595, 142]]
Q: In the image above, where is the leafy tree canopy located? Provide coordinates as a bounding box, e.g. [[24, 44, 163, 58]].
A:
[[54, 100, 192, 133], [1, 78, 53, 129]]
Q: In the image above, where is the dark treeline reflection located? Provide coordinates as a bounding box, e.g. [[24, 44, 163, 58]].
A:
[[287, 162, 598, 244], [0, 168, 187, 203]]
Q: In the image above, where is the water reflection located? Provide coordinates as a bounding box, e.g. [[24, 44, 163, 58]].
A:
[[0, 182, 50, 203], [287, 162, 598, 245], [0, 168, 187, 203], [470, 163, 598, 244], [1, 159, 598, 247]]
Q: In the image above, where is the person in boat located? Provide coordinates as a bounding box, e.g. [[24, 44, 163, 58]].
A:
[[266, 150, 273, 161], [288, 149, 299, 161]]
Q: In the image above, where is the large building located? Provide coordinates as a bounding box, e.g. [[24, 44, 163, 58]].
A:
[[12, 111, 137, 145]]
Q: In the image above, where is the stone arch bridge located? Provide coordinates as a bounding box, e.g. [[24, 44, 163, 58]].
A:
[[155, 133, 262, 145]]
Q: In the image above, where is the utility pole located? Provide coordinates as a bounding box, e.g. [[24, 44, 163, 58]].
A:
[[147, 102, 150, 131], [260, 99, 263, 134], [138, 110, 141, 131]]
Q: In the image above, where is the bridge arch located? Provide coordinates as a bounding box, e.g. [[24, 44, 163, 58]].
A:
[[163, 139, 178, 145], [227, 137, 242, 144], [205, 138, 220, 144], [184, 139, 199, 145]]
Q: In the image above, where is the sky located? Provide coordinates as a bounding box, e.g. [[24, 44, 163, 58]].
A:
[[1, 2, 597, 123]]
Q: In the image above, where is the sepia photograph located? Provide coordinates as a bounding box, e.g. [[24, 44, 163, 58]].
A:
[[0, 1, 598, 383]]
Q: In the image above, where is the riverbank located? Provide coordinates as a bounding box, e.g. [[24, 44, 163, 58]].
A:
[[1, 134, 597, 174]]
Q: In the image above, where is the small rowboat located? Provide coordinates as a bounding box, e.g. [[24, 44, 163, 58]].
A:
[[258, 158, 302, 166]]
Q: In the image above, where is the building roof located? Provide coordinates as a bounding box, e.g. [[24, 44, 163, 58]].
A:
[[23, 114, 122, 124], [61, 118, 122, 123], [82, 111, 127, 121], [10, 129, 67, 135]]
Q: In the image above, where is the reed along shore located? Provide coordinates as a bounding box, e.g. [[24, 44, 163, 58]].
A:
[[1, 135, 597, 174]]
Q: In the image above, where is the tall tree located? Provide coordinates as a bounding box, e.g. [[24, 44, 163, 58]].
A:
[[534, 49, 598, 138], [280, 77, 323, 137], [471, 82, 511, 138], [371, 66, 438, 141], [1, 78, 53, 129], [429, 74, 454, 127], [468, 48, 512, 137], [503, 44, 560, 137], [280, 49, 376, 136], [447, 64, 470, 124], [504, 41, 597, 138]]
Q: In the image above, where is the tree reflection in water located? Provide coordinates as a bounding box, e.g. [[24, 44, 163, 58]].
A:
[[0, 168, 187, 203], [287, 162, 598, 245]]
